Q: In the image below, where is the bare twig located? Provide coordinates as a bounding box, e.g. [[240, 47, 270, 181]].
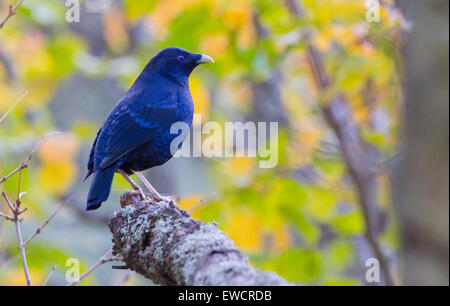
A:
[[0, 210, 13, 221], [23, 194, 74, 246], [3, 192, 14, 212], [16, 168, 23, 201], [43, 265, 56, 286], [0, 0, 24, 29], [287, 0, 393, 285], [67, 248, 121, 286], [2, 193, 14, 214], [13, 217, 30, 285], [0, 131, 61, 184], [2, 191, 31, 285], [0, 91, 27, 123], [1, 166, 69, 286], [0, 188, 70, 285], [187, 191, 217, 213]]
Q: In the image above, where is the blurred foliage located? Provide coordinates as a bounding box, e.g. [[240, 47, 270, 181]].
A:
[[0, 0, 403, 285]]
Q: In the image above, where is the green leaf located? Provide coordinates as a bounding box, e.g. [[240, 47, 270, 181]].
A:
[[280, 205, 320, 244], [302, 186, 337, 222], [262, 248, 322, 283], [331, 210, 366, 235]]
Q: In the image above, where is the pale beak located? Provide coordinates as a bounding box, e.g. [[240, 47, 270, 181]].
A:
[[196, 54, 214, 64]]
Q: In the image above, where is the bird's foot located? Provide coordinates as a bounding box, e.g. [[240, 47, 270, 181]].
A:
[[143, 194, 181, 209], [137, 187, 148, 201], [128, 188, 148, 202], [153, 194, 176, 205]]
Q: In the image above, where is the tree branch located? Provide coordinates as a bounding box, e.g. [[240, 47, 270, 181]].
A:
[[43, 264, 56, 286], [287, 0, 393, 285], [1, 153, 69, 286], [67, 248, 120, 286], [2, 191, 31, 285], [0, 131, 61, 184], [22, 194, 73, 246], [0, 0, 24, 29], [0, 91, 27, 123], [108, 191, 291, 286]]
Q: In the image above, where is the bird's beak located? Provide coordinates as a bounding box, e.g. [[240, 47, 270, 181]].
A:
[[196, 54, 214, 64]]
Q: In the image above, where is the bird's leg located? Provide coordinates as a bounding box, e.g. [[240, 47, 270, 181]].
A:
[[132, 170, 172, 203], [117, 169, 146, 201]]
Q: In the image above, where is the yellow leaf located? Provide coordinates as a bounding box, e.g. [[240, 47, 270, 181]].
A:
[[287, 129, 321, 167], [103, 7, 130, 54], [37, 132, 80, 163], [237, 22, 256, 49], [178, 194, 203, 219], [38, 161, 78, 195], [227, 156, 254, 177], [0, 83, 17, 112], [377, 173, 392, 210], [189, 77, 210, 120], [223, 3, 251, 30], [22, 79, 56, 109], [200, 33, 229, 58], [150, 0, 200, 36], [268, 226, 292, 253], [353, 106, 369, 124], [227, 209, 263, 253]]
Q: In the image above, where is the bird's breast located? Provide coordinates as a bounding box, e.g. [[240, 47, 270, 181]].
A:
[[175, 90, 194, 126]]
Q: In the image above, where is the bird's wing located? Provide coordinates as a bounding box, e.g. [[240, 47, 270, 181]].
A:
[[98, 92, 178, 170], [84, 127, 102, 181]]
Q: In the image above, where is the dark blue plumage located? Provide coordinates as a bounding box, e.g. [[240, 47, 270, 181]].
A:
[[84, 47, 213, 210]]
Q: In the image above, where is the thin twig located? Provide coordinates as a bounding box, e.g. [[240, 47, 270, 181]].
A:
[[16, 168, 23, 201], [0, 210, 13, 221], [43, 265, 56, 286], [1, 189, 71, 285], [23, 194, 74, 246], [13, 218, 31, 285], [0, 130, 63, 287], [2, 192, 32, 285], [3, 192, 14, 212], [0, 131, 61, 184], [67, 248, 121, 286], [188, 191, 218, 213], [0, 91, 28, 123], [2, 192, 14, 214], [0, 0, 24, 29]]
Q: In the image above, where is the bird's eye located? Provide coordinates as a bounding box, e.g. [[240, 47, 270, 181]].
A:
[[177, 56, 185, 62]]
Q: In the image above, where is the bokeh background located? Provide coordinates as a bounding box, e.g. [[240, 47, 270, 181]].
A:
[[0, 0, 448, 285]]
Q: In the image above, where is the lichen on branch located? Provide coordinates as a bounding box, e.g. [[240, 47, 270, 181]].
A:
[[109, 191, 291, 286]]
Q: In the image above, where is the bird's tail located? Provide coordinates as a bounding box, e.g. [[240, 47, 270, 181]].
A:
[[86, 167, 115, 211]]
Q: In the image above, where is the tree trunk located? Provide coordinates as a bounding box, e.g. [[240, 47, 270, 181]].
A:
[[396, 0, 449, 285]]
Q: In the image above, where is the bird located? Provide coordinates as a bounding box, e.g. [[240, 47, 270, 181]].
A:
[[84, 47, 214, 211]]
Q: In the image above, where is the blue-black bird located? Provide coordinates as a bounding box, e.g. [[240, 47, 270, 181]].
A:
[[84, 47, 213, 210]]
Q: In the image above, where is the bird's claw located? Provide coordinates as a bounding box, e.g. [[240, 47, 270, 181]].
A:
[[143, 195, 181, 209], [128, 189, 148, 201]]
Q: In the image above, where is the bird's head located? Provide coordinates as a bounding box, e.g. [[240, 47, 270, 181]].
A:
[[146, 47, 213, 82]]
